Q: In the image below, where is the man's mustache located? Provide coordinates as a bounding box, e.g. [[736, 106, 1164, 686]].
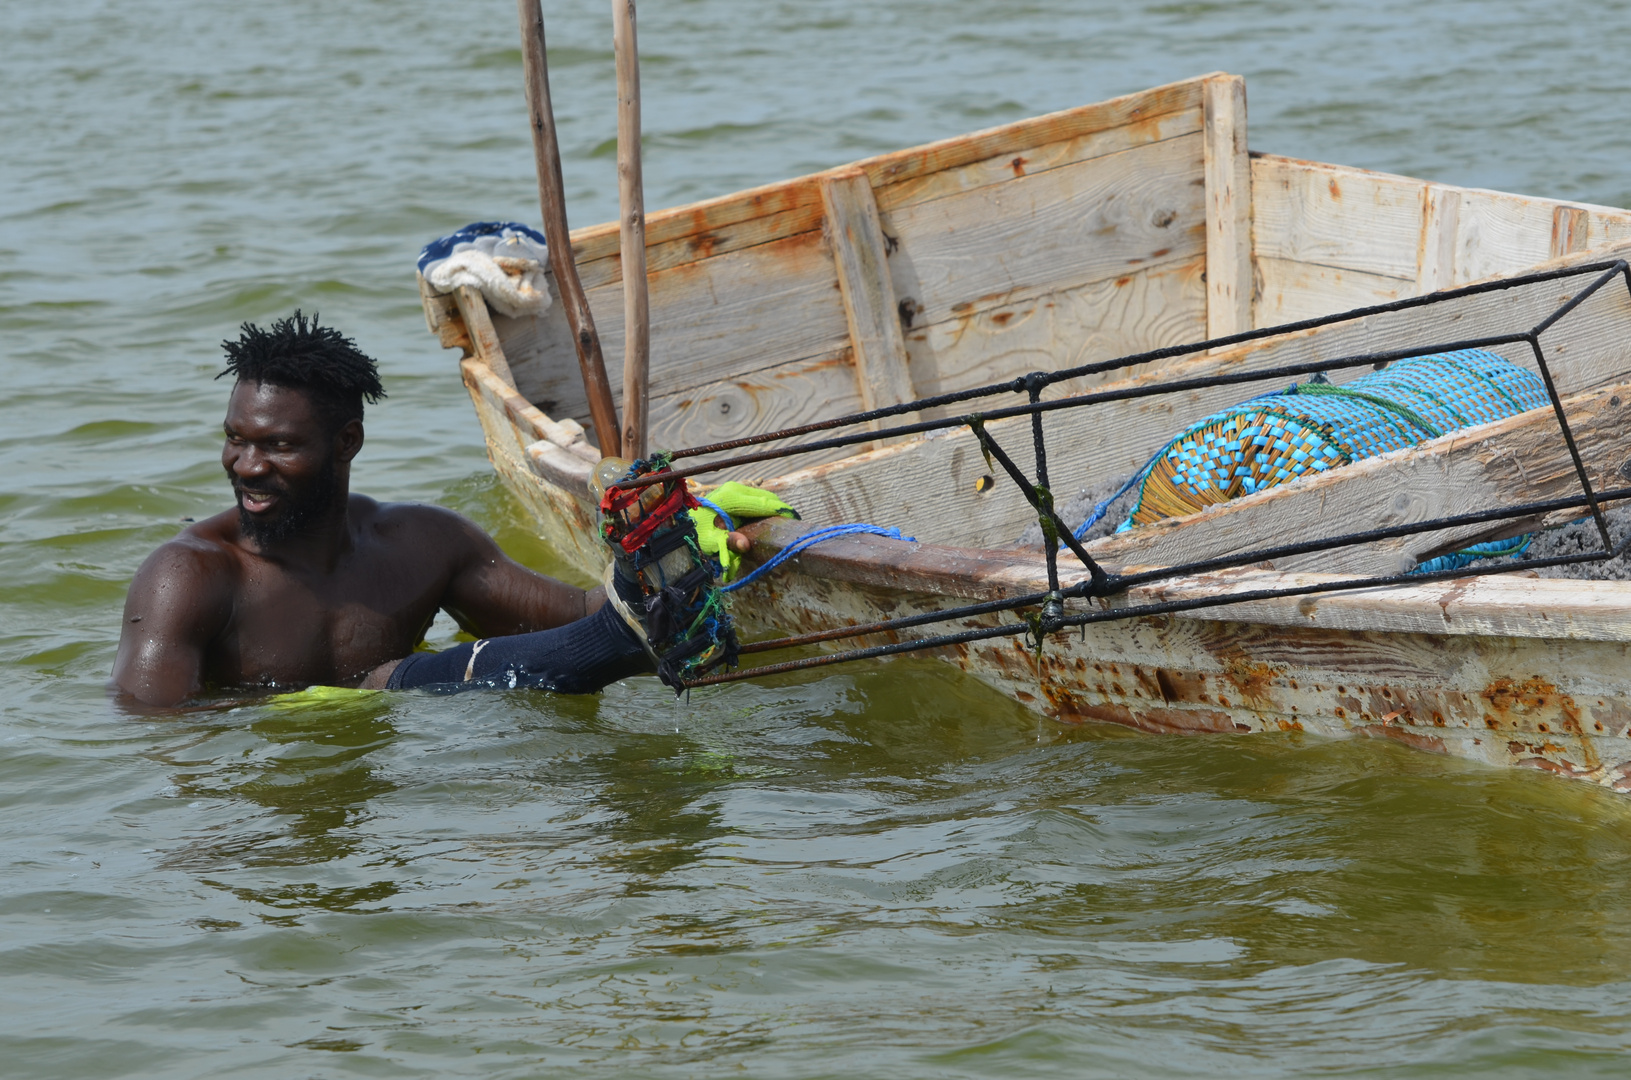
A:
[[231, 477, 291, 500]]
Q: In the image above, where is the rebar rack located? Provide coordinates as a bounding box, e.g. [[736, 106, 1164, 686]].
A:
[[607, 260, 1631, 689]]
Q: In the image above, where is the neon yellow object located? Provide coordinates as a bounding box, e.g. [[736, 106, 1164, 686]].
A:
[[688, 507, 742, 581], [687, 482, 799, 582], [703, 481, 799, 523], [267, 685, 382, 708]]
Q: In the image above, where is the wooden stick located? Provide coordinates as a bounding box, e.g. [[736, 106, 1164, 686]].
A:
[[612, 0, 650, 460], [515, 0, 621, 455]]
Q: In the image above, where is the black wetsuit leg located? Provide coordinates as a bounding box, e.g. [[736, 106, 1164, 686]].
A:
[[386, 602, 652, 693]]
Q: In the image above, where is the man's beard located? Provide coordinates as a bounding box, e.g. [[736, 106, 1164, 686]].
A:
[[235, 462, 338, 546]]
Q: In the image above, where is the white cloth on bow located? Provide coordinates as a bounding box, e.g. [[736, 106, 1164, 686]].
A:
[[418, 223, 553, 318]]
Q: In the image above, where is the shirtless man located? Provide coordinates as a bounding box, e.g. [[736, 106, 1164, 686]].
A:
[[112, 312, 652, 708]]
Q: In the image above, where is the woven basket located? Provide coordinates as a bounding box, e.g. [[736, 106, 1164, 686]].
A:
[[1123, 349, 1549, 529]]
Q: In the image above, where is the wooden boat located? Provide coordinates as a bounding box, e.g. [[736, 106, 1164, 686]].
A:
[[418, 73, 1631, 792]]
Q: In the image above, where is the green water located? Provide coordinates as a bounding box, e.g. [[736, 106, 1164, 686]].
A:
[[6, 0, 1631, 1075]]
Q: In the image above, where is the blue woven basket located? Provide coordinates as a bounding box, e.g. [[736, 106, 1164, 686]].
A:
[[1119, 349, 1549, 532]]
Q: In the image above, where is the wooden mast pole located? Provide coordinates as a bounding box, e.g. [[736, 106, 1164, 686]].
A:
[[515, 0, 621, 455], [612, 0, 650, 460]]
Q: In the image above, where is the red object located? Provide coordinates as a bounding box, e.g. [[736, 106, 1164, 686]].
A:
[[600, 471, 700, 555]]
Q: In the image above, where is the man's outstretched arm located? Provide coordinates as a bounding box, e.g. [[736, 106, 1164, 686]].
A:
[[425, 507, 607, 637], [355, 507, 646, 693], [111, 541, 233, 708]]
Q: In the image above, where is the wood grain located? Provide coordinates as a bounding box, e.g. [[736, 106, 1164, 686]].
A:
[[1418, 185, 1461, 293], [1203, 75, 1252, 339], [1253, 256, 1412, 327], [904, 256, 1206, 408], [1251, 153, 1631, 293], [873, 105, 1202, 212], [563, 74, 1213, 267], [883, 133, 1207, 332], [1552, 205, 1590, 260], [820, 169, 918, 419], [612, 0, 649, 458], [515, 0, 619, 452], [452, 285, 515, 388], [1252, 156, 1425, 280]]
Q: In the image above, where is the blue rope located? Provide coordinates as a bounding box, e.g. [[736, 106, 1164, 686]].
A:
[[694, 495, 735, 531], [722, 523, 916, 593], [1413, 534, 1535, 575]]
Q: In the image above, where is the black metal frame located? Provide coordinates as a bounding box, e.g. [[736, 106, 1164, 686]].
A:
[[606, 260, 1631, 689]]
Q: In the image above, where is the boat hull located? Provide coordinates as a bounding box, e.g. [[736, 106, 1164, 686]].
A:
[[460, 356, 1631, 792]]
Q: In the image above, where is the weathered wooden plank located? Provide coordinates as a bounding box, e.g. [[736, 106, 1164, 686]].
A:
[[572, 106, 1205, 295], [574, 201, 825, 291], [573, 111, 1207, 296], [820, 169, 918, 416], [460, 354, 596, 465], [1254, 255, 1412, 328], [563, 75, 1212, 269], [1203, 75, 1252, 339], [644, 346, 865, 475], [883, 133, 1207, 333], [1450, 189, 1631, 284], [857, 75, 1209, 191], [1552, 205, 1590, 260], [1221, 241, 1631, 402], [1418, 185, 1461, 293], [502, 228, 854, 443], [1251, 155, 1426, 280], [737, 508, 1631, 643], [590, 229, 850, 398], [1127, 565, 1631, 642], [452, 285, 516, 389], [1586, 211, 1631, 249], [418, 272, 461, 338], [1082, 380, 1631, 576], [1252, 154, 1631, 292], [874, 105, 1202, 212], [903, 256, 1206, 405], [1453, 188, 1559, 286], [523, 136, 1210, 446]]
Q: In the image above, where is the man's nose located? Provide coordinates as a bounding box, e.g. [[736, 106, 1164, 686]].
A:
[[229, 445, 271, 477]]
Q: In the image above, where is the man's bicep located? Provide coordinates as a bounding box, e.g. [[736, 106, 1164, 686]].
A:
[[112, 545, 229, 707], [439, 515, 590, 636]]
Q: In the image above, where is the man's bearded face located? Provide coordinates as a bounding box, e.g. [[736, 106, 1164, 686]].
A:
[[221, 381, 345, 546]]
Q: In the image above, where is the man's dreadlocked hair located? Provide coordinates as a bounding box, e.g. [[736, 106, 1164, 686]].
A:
[[218, 311, 386, 432]]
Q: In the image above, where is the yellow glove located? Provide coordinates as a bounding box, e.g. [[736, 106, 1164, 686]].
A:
[[701, 481, 800, 523], [687, 483, 799, 583], [688, 506, 743, 582]]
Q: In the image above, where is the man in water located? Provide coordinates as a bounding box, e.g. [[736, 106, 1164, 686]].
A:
[[112, 312, 655, 708]]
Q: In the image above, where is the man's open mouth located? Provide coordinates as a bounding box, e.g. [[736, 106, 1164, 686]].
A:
[[235, 486, 282, 515]]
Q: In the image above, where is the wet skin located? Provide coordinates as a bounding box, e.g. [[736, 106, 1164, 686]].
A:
[[112, 380, 603, 707]]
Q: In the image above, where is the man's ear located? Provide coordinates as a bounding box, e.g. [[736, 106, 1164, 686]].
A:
[[334, 418, 365, 463]]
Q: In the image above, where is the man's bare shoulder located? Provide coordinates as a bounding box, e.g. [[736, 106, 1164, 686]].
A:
[[363, 497, 493, 546], [140, 511, 244, 580], [123, 516, 243, 624]]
